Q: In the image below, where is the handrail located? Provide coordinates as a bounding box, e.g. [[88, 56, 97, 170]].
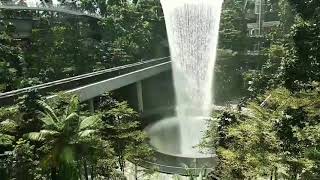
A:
[[140, 159, 215, 171], [0, 4, 102, 19], [0, 57, 171, 105]]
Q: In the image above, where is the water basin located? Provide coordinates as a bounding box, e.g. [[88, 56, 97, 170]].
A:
[[143, 116, 217, 175]]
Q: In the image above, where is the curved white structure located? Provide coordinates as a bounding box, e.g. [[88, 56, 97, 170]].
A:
[[0, 5, 101, 19]]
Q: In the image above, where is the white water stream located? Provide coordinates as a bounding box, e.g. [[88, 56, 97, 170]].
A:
[[161, 0, 223, 156]]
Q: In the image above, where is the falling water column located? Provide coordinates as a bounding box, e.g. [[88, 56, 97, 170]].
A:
[[160, 0, 223, 155]]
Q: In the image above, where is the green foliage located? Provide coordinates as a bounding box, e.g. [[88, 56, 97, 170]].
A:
[[0, 118, 17, 149], [10, 139, 42, 180], [0, 106, 19, 153], [0, 92, 154, 180], [244, 0, 320, 94], [0, 90, 152, 179], [0, 1, 162, 179], [101, 1, 165, 62], [219, 0, 249, 53], [205, 87, 320, 179], [0, 133, 15, 149], [25, 96, 106, 178], [243, 1, 294, 96], [281, 0, 320, 90], [0, 22, 25, 92], [98, 94, 153, 173], [0, 1, 166, 92], [17, 90, 43, 135]]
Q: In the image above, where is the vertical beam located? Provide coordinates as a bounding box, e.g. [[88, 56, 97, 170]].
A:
[[258, 0, 262, 36], [134, 164, 138, 180], [89, 98, 94, 114], [136, 81, 144, 113]]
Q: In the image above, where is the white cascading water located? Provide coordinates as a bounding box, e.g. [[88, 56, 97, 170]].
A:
[[161, 0, 223, 156]]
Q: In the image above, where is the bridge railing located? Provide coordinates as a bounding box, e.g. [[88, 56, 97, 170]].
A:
[[0, 1, 102, 19], [0, 57, 171, 106]]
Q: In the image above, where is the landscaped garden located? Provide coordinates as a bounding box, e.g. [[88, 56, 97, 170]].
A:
[[1, 0, 320, 179]]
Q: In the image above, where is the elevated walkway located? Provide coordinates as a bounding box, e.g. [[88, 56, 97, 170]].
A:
[[0, 4, 102, 19], [0, 57, 171, 106]]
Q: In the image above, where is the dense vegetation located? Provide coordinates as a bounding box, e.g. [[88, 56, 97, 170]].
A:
[[1, 0, 320, 179], [0, 91, 152, 179], [0, 1, 161, 179], [204, 0, 320, 179], [0, 0, 166, 92]]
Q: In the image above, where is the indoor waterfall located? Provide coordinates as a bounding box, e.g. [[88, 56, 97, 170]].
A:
[[161, 0, 223, 156]]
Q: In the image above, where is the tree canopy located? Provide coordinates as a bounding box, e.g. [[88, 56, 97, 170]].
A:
[[204, 0, 320, 179]]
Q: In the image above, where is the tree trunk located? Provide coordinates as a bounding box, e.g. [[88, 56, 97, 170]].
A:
[[119, 156, 125, 173], [51, 167, 58, 180], [78, 162, 82, 180], [270, 168, 274, 180], [135, 164, 138, 180], [91, 165, 94, 180], [274, 167, 278, 180], [83, 160, 89, 180], [106, 166, 110, 180]]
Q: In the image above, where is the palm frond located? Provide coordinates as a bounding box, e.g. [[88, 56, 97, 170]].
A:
[[25, 132, 45, 141], [78, 129, 97, 137], [37, 100, 60, 124], [0, 133, 15, 146], [25, 130, 59, 141], [0, 119, 18, 133], [40, 114, 60, 129], [66, 95, 80, 115], [79, 115, 102, 130], [64, 112, 80, 129]]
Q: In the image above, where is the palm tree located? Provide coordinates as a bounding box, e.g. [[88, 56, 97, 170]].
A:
[[25, 95, 104, 180]]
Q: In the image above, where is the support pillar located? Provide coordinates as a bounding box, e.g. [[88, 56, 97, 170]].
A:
[[136, 81, 144, 113], [134, 164, 138, 180], [89, 98, 94, 114]]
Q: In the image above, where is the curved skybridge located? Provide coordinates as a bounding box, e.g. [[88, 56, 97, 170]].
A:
[[0, 57, 171, 106], [0, 1, 102, 19]]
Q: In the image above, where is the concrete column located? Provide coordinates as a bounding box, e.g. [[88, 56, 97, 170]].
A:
[[89, 98, 94, 114], [134, 164, 138, 180], [136, 81, 144, 113]]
